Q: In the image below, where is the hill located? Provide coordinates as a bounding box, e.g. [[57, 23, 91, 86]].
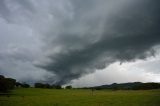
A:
[[91, 82, 160, 90]]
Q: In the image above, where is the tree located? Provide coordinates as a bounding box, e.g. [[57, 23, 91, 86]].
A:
[[34, 83, 44, 88], [133, 83, 160, 90], [5, 78, 16, 89], [0, 75, 16, 92], [55, 85, 62, 89], [15, 82, 22, 87], [65, 85, 72, 89], [21, 83, 30, 88]]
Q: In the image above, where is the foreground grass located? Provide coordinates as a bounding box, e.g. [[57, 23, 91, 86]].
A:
[[0, 88, 160, 106]]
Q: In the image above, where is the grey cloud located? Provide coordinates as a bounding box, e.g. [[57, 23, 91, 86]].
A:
[[0, 46, 55, 84], [0, 0, 36, 23], [0, 0, 11, 21], [0, 0, 160, 85], [35, 0, 160, 84]]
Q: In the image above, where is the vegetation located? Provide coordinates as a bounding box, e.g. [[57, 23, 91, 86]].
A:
[[20, 83, 30, 88], [0, 88, 160, 106], [0, 75, 160, 105], [1, 75, 159, 91], [91, 82, 160, 90], [34, 83, 62, 89], [133, 82, 160, 90], [65, 85, 72, 89], [0, 75, 31, 92], [0, 75, 16, 92]]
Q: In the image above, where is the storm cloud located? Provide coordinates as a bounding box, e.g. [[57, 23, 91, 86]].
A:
[[36, 0, 160, 84], [0, 0, 160, 85]]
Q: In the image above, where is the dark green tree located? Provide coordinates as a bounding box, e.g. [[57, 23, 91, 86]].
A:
[[0, 75, 16, 92], [65, 85, 72, 89]]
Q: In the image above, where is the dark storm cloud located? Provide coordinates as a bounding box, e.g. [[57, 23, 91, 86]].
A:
[[36, 0, 160, 84], [0, 0, 160, 85]]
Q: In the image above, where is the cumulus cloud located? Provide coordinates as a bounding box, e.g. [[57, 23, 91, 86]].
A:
[[0, 0, 160, 85]]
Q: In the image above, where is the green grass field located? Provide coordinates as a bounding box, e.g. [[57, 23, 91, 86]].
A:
[[0, 88, 160, 106]]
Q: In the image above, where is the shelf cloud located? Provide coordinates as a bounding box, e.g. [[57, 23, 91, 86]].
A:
[[0, 0, 160, 85]]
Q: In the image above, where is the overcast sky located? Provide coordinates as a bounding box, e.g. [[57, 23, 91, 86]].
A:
[[0, 0, 160, 87]]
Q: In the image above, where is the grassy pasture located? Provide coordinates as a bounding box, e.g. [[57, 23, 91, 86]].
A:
[[0, 88, 160, 106]]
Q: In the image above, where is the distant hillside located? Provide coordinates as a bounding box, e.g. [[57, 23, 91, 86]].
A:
[[90, 82, 160, 90]]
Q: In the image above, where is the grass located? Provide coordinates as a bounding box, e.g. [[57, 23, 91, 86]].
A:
[[0, 88, 160, 106]]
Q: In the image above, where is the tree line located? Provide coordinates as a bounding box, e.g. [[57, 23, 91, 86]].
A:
[[0, 75, 31, 92], [34, 83, 62, 89], [1, 75, 160, 93], [34, 83, 72, 89], [0, 75, 72, 92]]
